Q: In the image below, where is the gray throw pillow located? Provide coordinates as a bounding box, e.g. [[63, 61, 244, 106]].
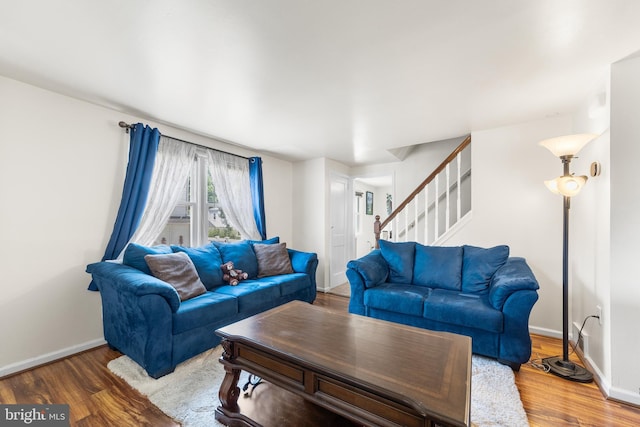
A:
[[145, 251, 207, 301], [253, 242, 294, 278]]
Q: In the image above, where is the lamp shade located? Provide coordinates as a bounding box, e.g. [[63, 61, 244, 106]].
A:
[[544, 178, 561, 194], [539, 133, 597, 157], [557, 175, 588, 197]]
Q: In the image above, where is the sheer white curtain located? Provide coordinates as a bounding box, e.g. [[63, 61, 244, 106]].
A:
[[207, 150, 261, 240], [116, 136, 197, 258]]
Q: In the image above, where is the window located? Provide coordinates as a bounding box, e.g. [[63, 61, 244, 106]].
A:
[[155, 154, 241, 247], [354, 191, 363, 234]]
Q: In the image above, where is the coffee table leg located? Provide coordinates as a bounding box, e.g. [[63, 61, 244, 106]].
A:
[[218, 339, 241, 411], [219, 363, 241, 410]]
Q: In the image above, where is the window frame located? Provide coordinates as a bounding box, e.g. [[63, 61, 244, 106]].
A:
[[158, 152, 241, 247]]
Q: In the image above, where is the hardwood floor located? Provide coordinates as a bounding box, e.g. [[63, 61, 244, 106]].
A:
[[1, 292, 639, 426]]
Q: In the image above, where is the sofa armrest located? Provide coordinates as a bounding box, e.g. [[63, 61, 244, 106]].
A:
[[347, 250, 389, 288], [489, 257, 539, 310], [87, 261, 177, 377], [346, 250, 389, 315], [287, 249, 318, 275], [86, 261, 181, 312]]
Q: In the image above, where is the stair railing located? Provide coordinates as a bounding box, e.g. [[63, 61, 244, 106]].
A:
[[374, 135, 471, 248]]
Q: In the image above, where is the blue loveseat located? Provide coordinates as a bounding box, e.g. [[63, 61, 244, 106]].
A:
[[346, 240, 539, 370], [87, 238, 318, 378]]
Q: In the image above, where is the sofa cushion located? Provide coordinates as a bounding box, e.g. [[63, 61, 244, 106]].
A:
[[364, 284, 432, 317], [144, 252, 207, 301], [215, 280, 281, 313], [213, 240, 259, 279], [248, 236, 280, 245], [423, 289, 503, 333], [173, 291, 238, 334], [171, 243, 224, 290], [123, 243, 172, 275], [462, 245, 510, 294], [255, 273, 311, 296], [379, 240, 415, 284], [413, 244, 463, 290], [253, 242, 294, 277]]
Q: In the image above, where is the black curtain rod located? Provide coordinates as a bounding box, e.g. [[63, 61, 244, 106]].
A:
[[118, 121, 250, 160]]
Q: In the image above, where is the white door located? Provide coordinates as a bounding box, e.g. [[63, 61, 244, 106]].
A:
[[329, 174, 350, 288]]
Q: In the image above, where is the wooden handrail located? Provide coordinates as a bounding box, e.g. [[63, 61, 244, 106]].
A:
[[374, 135, 471, 247]]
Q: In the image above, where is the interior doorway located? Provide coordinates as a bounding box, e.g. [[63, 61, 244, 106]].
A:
[[353, 174, 393, 258]]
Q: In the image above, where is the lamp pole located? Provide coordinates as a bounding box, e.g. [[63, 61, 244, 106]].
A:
[[543, 155, 593, 382], [562, 157, 571, 363]]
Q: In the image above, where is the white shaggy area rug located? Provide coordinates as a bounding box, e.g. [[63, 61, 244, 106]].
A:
[[108, 347, 528, 427]]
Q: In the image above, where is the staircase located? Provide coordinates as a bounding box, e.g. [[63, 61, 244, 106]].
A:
[[374, 135, 471, 247]]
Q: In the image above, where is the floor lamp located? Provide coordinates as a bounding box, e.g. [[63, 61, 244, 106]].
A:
[[539, 133, 596, 383]]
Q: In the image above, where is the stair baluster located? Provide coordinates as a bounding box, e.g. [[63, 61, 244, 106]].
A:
[[374, 135, 471, 248]]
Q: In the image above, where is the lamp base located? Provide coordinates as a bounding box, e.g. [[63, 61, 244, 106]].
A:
[[542, 356, 593, 383]]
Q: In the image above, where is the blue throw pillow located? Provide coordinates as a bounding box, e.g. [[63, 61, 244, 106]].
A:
[[248, 236, 280, 245], [378, 240, 415, 284], [122, 243, 173, 275], [213, 240, 259, 279], [413, 244, 463, 290], [462, 245, 510, 294], [171, 243, 224, 289]]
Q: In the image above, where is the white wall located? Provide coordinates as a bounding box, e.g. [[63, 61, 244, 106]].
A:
[[351, 137, 464, 205], [292, 157, 355, 291], [292, 157, 327, 288], [445, 117, 574, 335], [569, 76, 611, 385], [262, 156, 294, 244], [0, 75, 295, 375], [609, 53, 640, 403]]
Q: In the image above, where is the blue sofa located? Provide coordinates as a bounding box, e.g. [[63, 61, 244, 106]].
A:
[[346, 240, 539, 370], [87, 238, 318, 378]]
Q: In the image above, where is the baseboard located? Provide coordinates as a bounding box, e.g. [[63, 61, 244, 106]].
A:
[[0, 338, 107, 378], [576, 343, 640, 407], [528, 325, 562, 339], [536, 333, 640, 407], [609, 386, 640, 407], [324, 282, 348, 291]]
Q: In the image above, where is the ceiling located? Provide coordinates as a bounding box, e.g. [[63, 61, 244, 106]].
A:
[[1, 1, 639, 166]]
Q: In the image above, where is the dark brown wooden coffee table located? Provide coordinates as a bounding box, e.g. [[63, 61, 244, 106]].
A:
[[215, 300, 471, 427]]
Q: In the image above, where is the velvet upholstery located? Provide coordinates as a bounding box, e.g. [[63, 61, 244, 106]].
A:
[[364, 284, 431, 317], [87, 241, 318, 378], [379, 240, 415, 283], [123, 243, 172, 275], [213, 240, 259, 279], [172, 292, 238, 334], [462, 244, 509, 294], [170, 243, 224, 289], [413, 244, 463, 290], [488, 257, 539, 310], [248, 236, 280, 245], [423, 290, 503, 332], [346, 250, 388, 288], [347, 242, 539, 369]]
